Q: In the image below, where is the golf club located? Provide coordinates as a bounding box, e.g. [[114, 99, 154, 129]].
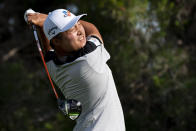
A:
[[24, 9, 82, 120]]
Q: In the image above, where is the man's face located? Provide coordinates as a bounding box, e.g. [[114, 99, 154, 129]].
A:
[[51, 21, 86, 56]]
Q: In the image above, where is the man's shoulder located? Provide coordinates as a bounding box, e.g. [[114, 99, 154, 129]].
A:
[[87, 35, 102, 46]]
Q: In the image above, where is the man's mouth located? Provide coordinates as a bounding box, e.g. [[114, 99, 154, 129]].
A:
[[79, 35, 84, 41]]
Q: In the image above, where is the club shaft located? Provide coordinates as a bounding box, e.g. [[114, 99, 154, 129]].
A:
[[32, 25, 59, 99]]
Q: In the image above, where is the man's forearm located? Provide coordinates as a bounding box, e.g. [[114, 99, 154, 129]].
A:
[[27, 13, 52, 53], [79, 20, 103, 43]]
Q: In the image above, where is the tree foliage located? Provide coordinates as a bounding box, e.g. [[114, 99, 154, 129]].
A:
[[0, 0, 196, 130]]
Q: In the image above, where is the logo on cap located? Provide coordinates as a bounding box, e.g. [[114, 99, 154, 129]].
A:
[[48, 26, 58, 36], [63, 10, 71, 17]]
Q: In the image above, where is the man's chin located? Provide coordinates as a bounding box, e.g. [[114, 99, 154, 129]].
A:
[[81, 38, 86, 47]]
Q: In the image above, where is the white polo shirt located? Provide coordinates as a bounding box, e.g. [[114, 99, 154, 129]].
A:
[[46, 36, 125, 131]]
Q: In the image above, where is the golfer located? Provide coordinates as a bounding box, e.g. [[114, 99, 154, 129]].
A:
[[27, 9, 125, 131]]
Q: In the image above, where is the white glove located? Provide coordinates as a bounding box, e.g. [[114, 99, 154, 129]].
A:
[[24, 9, 36, 23]]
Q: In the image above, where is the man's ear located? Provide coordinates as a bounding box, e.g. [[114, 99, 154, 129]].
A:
[[51, 39, 59, 46]]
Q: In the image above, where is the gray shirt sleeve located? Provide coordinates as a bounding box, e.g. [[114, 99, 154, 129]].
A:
[[86, 36, 110, 73]]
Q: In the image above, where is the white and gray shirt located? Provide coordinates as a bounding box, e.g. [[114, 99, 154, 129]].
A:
[[46, 36, 125, 131]]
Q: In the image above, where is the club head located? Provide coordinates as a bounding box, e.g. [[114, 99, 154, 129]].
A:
[[58, 99, 82, 120], [67, 99, 82, 120]]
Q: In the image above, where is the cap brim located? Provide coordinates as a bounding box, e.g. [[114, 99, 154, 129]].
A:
[[61, 14, 87, 32]]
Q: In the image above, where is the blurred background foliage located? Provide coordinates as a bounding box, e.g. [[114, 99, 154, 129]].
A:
[[0, 0, 196, 130]]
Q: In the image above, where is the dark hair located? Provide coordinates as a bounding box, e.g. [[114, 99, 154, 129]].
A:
[[54, 33, 63, 40], [50, 33, 63, 49]]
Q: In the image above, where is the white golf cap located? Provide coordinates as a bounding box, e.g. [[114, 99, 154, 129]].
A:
[[43, 9, 87, 40]]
